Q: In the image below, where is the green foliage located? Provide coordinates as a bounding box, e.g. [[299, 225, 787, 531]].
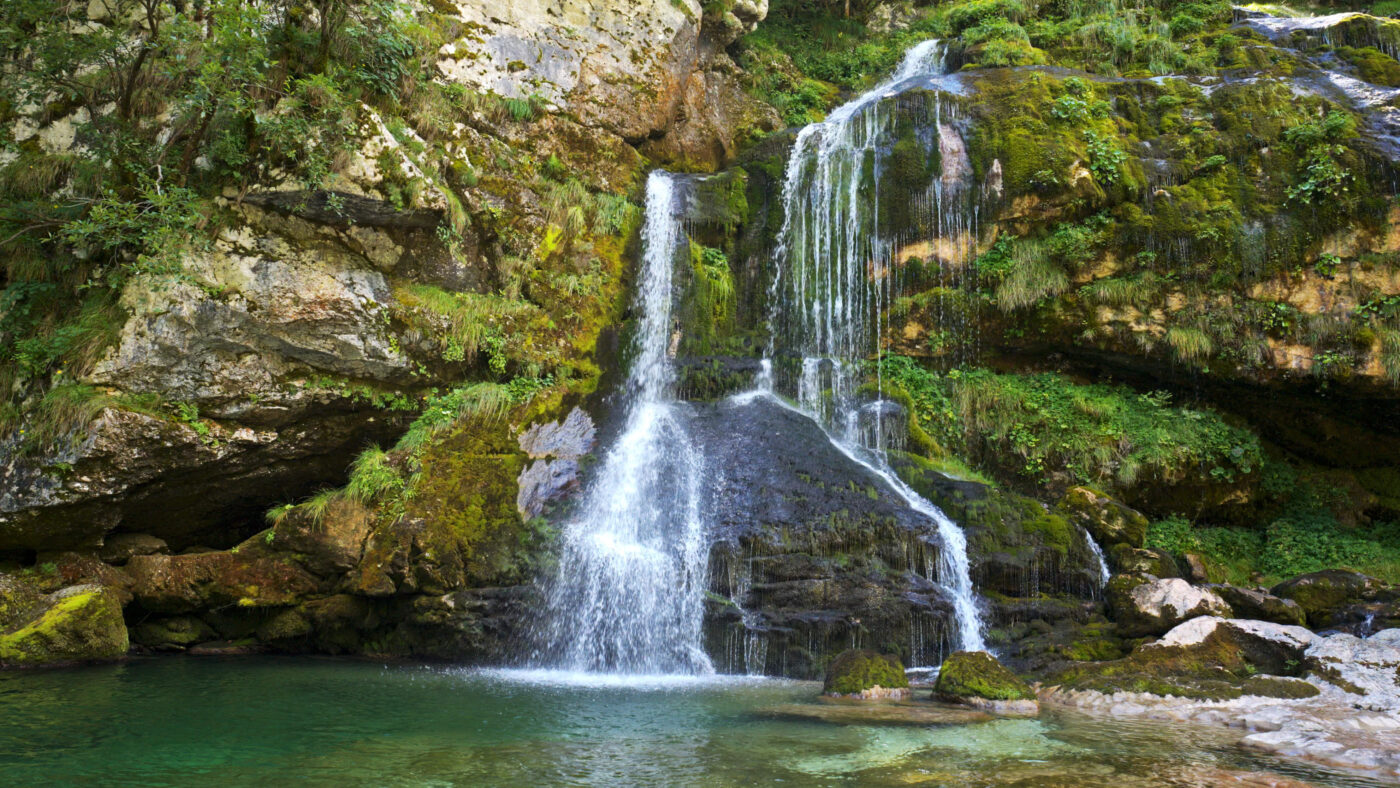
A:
[[1148, 513, 1400, 584], [345, 445, 404, 504], [1284, 112, 1358, 205], [881, 356, 1261, 489]]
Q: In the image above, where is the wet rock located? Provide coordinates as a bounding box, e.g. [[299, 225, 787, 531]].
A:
[[1056, 486, 1148, 549], [98, 533, 170, 565], [515, 408, 594, 520], [517, 408, 596, 460], [824, 649, 912, 698], [0, 583, 128, 668], [697, 396, 957, 678], [1271, 570, 1388, 628], [132, 616, 217, 651], [934, 651, 1039, 715], [1049, 616, 1314, 701], [1109, 576, 1232, 637], [1209, 585, 1307, 627]]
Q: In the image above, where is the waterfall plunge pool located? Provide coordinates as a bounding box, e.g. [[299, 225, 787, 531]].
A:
[[1, 657, 1389, 787]]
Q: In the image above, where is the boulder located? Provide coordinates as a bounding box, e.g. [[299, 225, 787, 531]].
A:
[[1148, 617, 1318, 673], [1109, 576, 1232, 637], [1107, 545, 1179, 578], [0, 584, 128, 668], [1057, 486, 1148, 548], [1209, 584, 1307, 627], [1049, 617, 1320, 700], [98, 533, 169, 565], [132, 616, 217, 651], [127, 542, 323, 615], [823, 649, 911, 698], [1271, 570, 1387, 628], [933, 651, 1039, 715]]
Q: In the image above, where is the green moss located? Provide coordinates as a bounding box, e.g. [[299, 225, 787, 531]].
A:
[[823, 649, 910, 695], [0, 589, 127, 667], [1241, 676, 1320, 699], [934, 650, 1035, 701]]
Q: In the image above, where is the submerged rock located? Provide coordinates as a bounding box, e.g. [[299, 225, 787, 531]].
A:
[[760, 699, 991, 726], [934, 651, 1039, 715], [823, 649, 911, 698]]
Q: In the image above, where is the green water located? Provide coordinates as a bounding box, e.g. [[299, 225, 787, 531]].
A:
[[0, 657, 1386, 787]]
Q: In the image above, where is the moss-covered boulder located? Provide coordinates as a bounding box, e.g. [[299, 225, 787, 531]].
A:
[[1058, 487, 1148, 549], [1107, 545, 1180, 578], [1108, 575, 1232, 637], [934, 651, 1039, 715], [823, 649, 911, 698], [0, 584, 128, 668], [1048, 617, 1319, 701], [1271, 570, 1388, 628]]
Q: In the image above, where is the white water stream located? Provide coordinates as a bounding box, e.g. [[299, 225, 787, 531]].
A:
[[764, 40, 987, 653], [536, 171, 713, 675]]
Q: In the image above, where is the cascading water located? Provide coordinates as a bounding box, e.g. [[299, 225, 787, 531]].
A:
[[1081, 527, 1112, 587], [763, 40, 987, 652], [534, 171, 713, 675]]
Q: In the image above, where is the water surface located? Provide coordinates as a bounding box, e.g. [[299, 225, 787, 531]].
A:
[[0, 657, 1390, 787]]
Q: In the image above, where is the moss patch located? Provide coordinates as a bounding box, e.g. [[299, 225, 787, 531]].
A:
[[935, 650, 1035, 701], [823, 649, 910, 695]]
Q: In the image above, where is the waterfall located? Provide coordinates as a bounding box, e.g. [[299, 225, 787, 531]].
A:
[[764, 40, 988, 652], [534, 171, 713, 675], [1081, 526, 1112, 587]]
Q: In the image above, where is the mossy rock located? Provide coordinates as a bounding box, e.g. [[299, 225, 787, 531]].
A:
[[1048, 617, 1312, 701], [1271, 570, 1386, 628], [823, 649, 910, 696], [132, 616, 216, 650], [0, 585, 128, 668], [934, 651, 1036, 702], [1057, 486, 1148, 549]]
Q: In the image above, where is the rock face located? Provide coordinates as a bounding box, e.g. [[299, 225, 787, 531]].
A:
[[698, 396, 960, 678], [822, 649, 911, 698], [933, 651, 1039, 715], [434, 0, 777, 168], [0, 582, 128, 668], [516, 408, 597, 519], [1109, 576, 1233, 637]]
